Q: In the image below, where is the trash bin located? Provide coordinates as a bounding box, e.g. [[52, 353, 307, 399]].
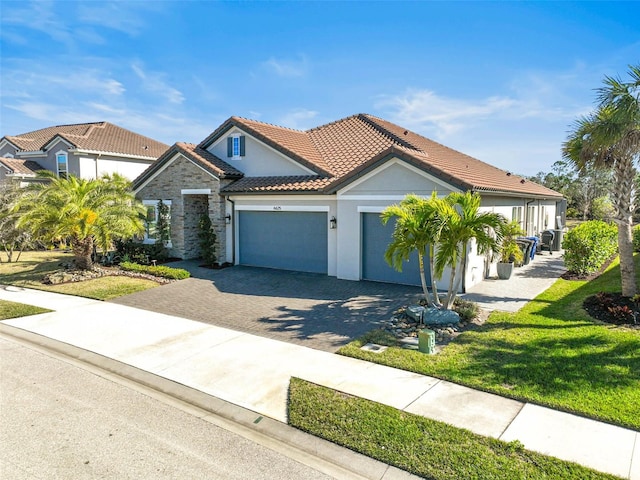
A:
[[418, 329, 435, 354], [552, 229, 564, 251]]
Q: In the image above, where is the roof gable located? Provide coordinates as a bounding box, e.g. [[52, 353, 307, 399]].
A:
[[133, 142, 243, 191], [0, 157, 45, 176]]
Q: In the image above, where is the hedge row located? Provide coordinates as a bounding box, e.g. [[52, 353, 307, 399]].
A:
[[562, 221, 618, 275], [119, 261, 190, 280]]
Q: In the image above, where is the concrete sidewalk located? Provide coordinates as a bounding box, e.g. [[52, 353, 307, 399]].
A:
[[0, 285, 638, 479]]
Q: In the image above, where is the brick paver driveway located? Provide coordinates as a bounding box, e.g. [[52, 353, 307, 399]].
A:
[[110, 261, 422, 352]]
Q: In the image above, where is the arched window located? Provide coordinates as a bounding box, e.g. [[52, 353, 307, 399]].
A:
[[56, 151, 68, 178]]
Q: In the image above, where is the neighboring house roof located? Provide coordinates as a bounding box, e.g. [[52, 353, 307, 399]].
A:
[[208, 114, 562, 199], [3, 122, 169, 159], [133, 142, 243, 190], [0, 157, 45, 176]]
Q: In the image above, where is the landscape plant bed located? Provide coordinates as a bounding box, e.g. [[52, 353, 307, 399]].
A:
[[288, 378, 620, 480], [338, 255, 640, 431]]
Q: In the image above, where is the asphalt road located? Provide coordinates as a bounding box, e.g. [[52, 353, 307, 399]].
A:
[[0, 336, 334, 480]]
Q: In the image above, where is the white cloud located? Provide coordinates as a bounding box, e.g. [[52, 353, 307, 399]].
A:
[[277, 109, 319, 130], [132, 63, 184, 104], [1, 1, 74, 46], [262, 56, 309, 78]]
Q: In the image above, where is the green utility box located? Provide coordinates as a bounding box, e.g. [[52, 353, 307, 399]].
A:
[[418, 329, 435, 354]]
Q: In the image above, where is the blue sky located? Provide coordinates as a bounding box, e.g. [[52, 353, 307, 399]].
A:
[[1, 1, 638, 176]]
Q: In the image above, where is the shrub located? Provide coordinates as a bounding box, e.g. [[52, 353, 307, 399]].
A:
[[633, 225, 640, 252], [119, 261, 190, 280], [453, 297, 479, 321], [562, 220, 617, 275], [198, 214, 217, 266], [114, 239, 168, 265]]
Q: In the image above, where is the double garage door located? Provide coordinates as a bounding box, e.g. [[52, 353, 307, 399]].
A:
[[238, 211, 328, 274], [237, 210, 426, 286]]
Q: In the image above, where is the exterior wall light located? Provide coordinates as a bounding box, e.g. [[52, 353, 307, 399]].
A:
[[330, 216, 337, 229]]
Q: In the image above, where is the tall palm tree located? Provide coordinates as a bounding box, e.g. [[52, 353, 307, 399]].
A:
[[17, 172, 146, 270], [434, 191, 505, 310], [381, 194, 445, 306], [563, 65, 640, 297]]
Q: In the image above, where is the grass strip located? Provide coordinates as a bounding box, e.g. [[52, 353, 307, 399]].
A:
[[338, 256, 640, 431], [0, 300, 50, 320], [288, 378, 621, 480]]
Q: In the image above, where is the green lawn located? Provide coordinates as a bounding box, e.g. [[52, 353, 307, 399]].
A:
[[288, 378, 621, 480], [0, 300, 50, 320], [339, 256, 640, 431], [0, 251, 160, 300]]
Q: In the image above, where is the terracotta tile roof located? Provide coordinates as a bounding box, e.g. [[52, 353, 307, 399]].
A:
[[221, 175, 332, 193], [3, 122, 168, 159], [175, 142, 243, 178], [0, 157, 44, 176], [133, 142, 243, 190], [216, 113, 562, 198]]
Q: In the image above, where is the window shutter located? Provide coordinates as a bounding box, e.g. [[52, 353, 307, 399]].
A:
[[227, 137, 233, 157], [239, 136, 246, 156]]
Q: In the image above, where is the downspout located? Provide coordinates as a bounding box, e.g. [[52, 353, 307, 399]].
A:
[[95, 153, 102, 179]]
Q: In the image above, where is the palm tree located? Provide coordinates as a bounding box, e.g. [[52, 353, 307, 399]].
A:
[[433, 191, 505, 310], [17, 172, 146, 270], [563, 64, 640, 297], [381, 194, 445, 306]]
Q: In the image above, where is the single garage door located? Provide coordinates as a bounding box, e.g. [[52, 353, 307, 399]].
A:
[[361, 212, 428, 286], [238, 211, 328, 274]]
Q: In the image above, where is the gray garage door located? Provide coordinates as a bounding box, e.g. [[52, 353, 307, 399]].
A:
[[361, 212, 428, 286], [238, 211, 328, 274]]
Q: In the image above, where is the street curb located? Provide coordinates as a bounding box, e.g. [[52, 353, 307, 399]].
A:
[[0, 322, 420, 480]]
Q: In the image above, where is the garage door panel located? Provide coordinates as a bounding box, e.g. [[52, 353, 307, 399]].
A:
[[239, 211, 328, 274], [361, 213, 427, 286]]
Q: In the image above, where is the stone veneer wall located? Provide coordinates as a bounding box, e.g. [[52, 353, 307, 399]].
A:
[[136, 154, 226, 260]]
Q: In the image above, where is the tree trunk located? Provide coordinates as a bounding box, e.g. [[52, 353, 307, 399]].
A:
[[417, 251, 433, 306], [72, 236, 94, 270], [428, 244, 441, 307], [612, 158, 636, 297]]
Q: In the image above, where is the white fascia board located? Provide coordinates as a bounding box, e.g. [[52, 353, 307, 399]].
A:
[[227, 194, 330, 202], [14, 151, 47, 158], [134, 152, 219, 194], [337, 157, 461, 196], [181, 188, 212, 195], [142, 199, 172, 205], [235, 205, 330, 212], [69, 148, 157, 161], [209, 126, 317, 175], [0, 139, 18, 150], [341, 195, 414, 201]]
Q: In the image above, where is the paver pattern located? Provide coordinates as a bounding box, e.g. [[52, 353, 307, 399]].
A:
[[110, 262, 422, 352]]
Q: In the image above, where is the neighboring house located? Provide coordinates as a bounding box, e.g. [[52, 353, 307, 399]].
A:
[[0, 157, 45, 186], [133, 113, 564, 290], [0, 122, 169, 183]]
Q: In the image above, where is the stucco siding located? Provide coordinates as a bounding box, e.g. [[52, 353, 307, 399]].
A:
[[207, 127, 314, 177]]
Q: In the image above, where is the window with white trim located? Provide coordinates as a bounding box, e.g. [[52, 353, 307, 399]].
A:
[[512, 206, 523, 226], [56, 151, 68, 178], [142, 200, 172, 246], [226, 134, 245, 159], [527, 205, 536, 235]]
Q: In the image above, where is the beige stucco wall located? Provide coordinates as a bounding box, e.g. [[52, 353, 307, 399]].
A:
[[207, 127, 315, 177]]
